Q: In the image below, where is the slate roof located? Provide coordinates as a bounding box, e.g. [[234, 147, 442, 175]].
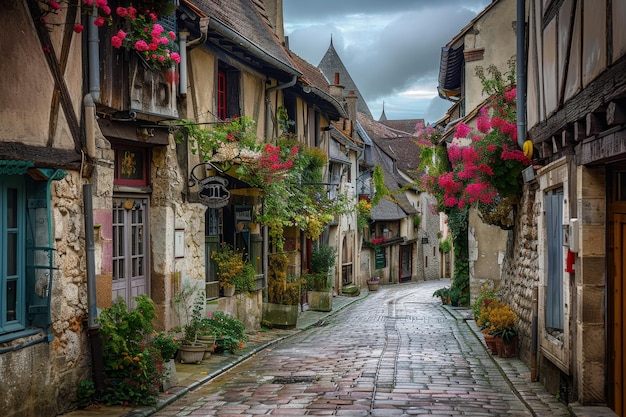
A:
[[356, 113, 419, 219], [318, 39, 373, 117], [379, 119, 424, 135], [184, 0, 299, 80], [286, 50, 347, 120]]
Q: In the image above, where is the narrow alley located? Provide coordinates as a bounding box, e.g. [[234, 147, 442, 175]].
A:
[[150, 280, 570, 416]]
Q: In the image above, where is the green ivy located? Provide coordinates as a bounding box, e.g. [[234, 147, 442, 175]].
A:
[[448, 208, 470, 306]]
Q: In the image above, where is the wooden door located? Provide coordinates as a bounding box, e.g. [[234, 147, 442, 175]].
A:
[[112, 197, 149, 307]]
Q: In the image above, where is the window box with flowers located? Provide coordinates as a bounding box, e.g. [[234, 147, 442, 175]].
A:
[[111, 2, 180, 71]]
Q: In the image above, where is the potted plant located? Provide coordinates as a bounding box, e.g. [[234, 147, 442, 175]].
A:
[[307, 243, 335, 312], [262, 253, 303, 327], [366, 276, 380, 291], [487, 303, 518, 357], [476, 298, 502, 354], [97, 294, 166, 405], [199, 311, 248, 353], [151, 331, 181, 390], [211, 243, 245, 296], [232, 261, 256, 294], [449, 287, 462, 307], [173, 281, 207, 363], [433, 287, 451, 304]]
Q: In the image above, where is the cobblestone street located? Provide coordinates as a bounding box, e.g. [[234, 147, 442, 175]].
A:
[[150, 280, 571, 416]]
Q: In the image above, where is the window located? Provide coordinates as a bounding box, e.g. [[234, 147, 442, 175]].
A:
[[217, 64, 241, 120], [114, 147, 148, 187], [0, 168, 63, 342], [1, 178, 25, 334]]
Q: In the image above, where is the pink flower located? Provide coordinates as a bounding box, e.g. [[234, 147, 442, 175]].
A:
[[73, 24, 84, 33], [95, 0, 107, 7], [171, 52, 181, 64], [94, 16, 106, 27], [111, 35, 123, 48], [128, 7, 137, 19], [116, 7, 128, 17], [82, 0, 93, 5], [48, 1, 61, 10], [476, 115, 491, 133], [100, 5, 110, 15], [116, 29, 127, 40], [134, 40, 149, 51], [504, 88, 516, 102], [168, 31, 176, 40], [454, 123, 471, 139], [151, 24, 164, 38], [150, 13, 158, 21]]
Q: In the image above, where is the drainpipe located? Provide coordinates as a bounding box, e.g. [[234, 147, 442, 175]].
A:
[[84, 184, 105, 394], [179, 31, 188, 97], [179, 18, 209, 97], [531, 286, 538, 381], [88, 7, 100, 101], [516, 0, 526, 148], [84, 94, 96, 158], [265, 75, 298, 140]]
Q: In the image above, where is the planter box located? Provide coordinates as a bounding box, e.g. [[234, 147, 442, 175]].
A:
[[262, 303, 299, 328], [254, 274, 264, 291], [161, 359, 178, 392], [177, 343, 205, 364], [307, 290, 333, 312]]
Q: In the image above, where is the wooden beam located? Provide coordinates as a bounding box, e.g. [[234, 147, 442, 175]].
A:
[[529, 55, 626, 144], [586, 112, 607, 137], [607, 101, 626, 126], [0, 142, 81, 169]]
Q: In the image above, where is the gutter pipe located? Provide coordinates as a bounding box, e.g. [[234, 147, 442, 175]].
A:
[[516, 0, 526, 148], [88, 7, 100, 101], [84, 184, 105, 394]]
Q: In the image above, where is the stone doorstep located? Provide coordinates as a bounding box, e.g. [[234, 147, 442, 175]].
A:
[[569, 405, 619, 417]]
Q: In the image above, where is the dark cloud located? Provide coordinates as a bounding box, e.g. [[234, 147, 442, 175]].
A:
[[284, 0, 490, 122]]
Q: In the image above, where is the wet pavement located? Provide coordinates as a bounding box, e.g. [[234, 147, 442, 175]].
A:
[[64, 279, 587, 416]]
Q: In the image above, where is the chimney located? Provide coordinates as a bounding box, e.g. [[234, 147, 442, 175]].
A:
[[329, 72, 345, 101], [264, 0, 285, 44], [346, 90, 358, 122]]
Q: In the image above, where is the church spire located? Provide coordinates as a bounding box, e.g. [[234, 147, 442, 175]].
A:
[[379, 101, 388, 121]]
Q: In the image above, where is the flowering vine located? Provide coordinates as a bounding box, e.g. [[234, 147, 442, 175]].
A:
[[417, 60, 530, 228]]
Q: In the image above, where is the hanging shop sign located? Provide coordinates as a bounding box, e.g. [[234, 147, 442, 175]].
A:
[[198, 176, 230, 208]]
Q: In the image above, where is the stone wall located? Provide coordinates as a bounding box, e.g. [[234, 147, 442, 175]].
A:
[[0, 171, 94, 417], [500, 184, 539, 365]]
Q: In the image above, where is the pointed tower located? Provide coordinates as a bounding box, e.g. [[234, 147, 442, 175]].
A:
[[318, 37, 372, 117], [379, 102, 388, 122]]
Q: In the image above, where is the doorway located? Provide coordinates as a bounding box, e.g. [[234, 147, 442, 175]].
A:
[[112, 196, 149, 307]]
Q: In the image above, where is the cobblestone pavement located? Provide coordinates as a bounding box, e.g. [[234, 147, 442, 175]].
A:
[[150, 280, 572, 417]]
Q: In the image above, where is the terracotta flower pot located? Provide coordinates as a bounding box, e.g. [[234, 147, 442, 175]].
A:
[[494, 335, 517, 358], [483, 333, 498, 355]]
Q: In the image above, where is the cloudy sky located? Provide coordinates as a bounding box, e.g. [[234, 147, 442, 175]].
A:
[[283, 0, 491, 124]]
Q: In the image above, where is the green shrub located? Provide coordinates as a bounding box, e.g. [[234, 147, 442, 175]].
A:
[[97, 294, 163, 406], [199, 311, 248, 353]]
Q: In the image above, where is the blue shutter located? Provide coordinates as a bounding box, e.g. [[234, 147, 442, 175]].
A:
[[545, 190, 564, 330]]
